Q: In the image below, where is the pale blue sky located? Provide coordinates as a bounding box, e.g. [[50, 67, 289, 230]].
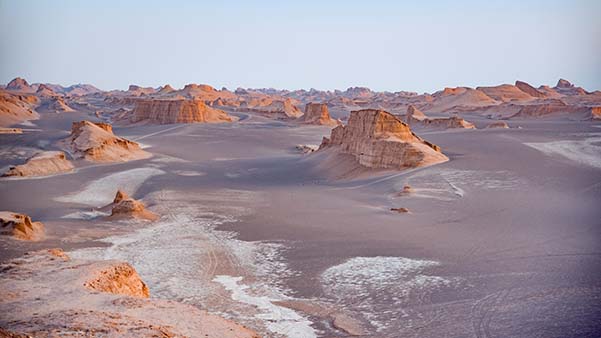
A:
[[1, 0, 599, 93]]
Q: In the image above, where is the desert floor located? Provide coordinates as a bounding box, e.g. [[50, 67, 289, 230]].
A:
[[1, 110, 600, 337]]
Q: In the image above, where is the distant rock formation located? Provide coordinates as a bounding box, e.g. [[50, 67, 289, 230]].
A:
[[405, 105, 475, 129], [35, 84, 59, 97], [426, 87, 497, 113], [131, 99, 234, 124], [486, 121, 509, 129], [509, 99, 593, 119], [105, 190, 158, 221], [50, 97, 75, 112], [301, 103, 339, 126], [553, 79, 588, 96], [157, 84, 175, 95], [240, 98, 303, 119], [64, 121, 150, 162], [0, 249, 259, 337], [5, 77, 33, 92], [515, 81, 545, 98], [84, 261, 150, 297], [0, 211, 44, 241], [295, 144, 318, 154], [2, 151, 74, 177], [476, 84, 534, 102], [0, 90, 40, 127], [319, 109, 448, 169]]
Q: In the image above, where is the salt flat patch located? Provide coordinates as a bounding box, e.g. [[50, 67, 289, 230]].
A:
[[62, 209, 110, 220], [214, 275, 317, 338], [172, 170, 206, 177], [151, 155, 189, 163], [55, 168, 165, 206], [321, 256, 456, 333], [525, 136, 601, 169]]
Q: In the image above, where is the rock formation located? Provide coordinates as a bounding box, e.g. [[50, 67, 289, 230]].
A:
[[390, 207, 410, 213], [319, 109, 449, 169], [2, 151, 74, 177], [106, 190, 158, 221], [405, 105, 475, 129], [64, 121, 150, 162], [553, 79, 588, 96], [0, 211, 44, 241], [0, 249, 259, 337], [131, 98, 234, 124], [295, 144, 318, 154], [476, 84, 535, 102], [50, 97, 75, 112], [515, 80, 545, 98], [84, 261, 150, 297], [5, 77, 34, 92], [301, 103, 339, 126], [486, 121, 510, 129], [0, 90, 39, 127], [240, 98, 303, 119], [509, 99, 593, 119]]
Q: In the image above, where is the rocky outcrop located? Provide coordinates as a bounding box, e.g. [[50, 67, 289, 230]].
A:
[[301, 103, 339, 126], [553, 79, 588, 96], [509, 99, 593, 119], [2, 151, 74, 177], [131, 99, 234, 124], [106, 190, 158, 221], [0, 211, 44, 241], [319, 109, 448, 169], [239, 98, 303, 119], [50, 97, 74, 112], [476, 84, 534, 102], [0, 90, 39, 127], [0, 250, 259, 338], [84, 262, 150, 297], [486, 121, 509, 129], [515, 80, 545, 98], [6, 77, 33, 92], [425, 87, 498, 113], [65, 121, 150, 162], [405, 105, 475, 129]]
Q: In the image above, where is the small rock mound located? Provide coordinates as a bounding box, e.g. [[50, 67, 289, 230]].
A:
[[390, 207, 410, 213], [65, 121, 150, 162], [2, 151, 74, 177], [295, 144, 318, 154], [108, 190, 158, 221], [0, 211, 44, 241], [398, 185, 414, 195], [84, 262, 150, 298]]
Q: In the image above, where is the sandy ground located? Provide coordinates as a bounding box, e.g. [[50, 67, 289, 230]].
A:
[[1, 107, 600, 337]]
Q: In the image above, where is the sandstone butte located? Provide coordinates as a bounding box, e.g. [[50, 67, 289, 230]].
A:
[[0, 211, 45, 241], [2, 151, 74, 177], [301, 102, 339, 126], [405, 105, 475, 129], [319, 109, 449, 169], [131, 98, 234, 124], [0, 249, 260, 337], [239, 98, 303, 119], [0, 89, 39, 127], [105, 190, 158, 221], [65, 121, 150, 162]]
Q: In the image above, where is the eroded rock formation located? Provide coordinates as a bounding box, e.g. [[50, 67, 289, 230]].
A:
[[319, 109, 448, 169], [0, 249, 259, 337], [2, 151, 74, 177], [0, 211, 44, 241], [65, 121, 150, 162], [301, 103, 339, 126], [106, 190, 158, 221], [0, 90, 39, 127], [405, 105, 475, 129], [131, 99, 234, 124], [486, 121, 510, 129]]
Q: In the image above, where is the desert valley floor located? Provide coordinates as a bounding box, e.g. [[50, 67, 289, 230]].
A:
[[1, 79, 600, 337]]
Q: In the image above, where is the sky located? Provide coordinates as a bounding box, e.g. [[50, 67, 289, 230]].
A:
[[1, 0, 600, 93]]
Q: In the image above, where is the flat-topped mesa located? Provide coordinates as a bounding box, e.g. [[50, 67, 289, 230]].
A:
[[319, 109, 448, 169], [302, 102, 339, 126], [0, 211, 44, 241], [2, 151, 74, 177], [131, 98, 234, 124], [405, 105, 475, 129], [66, 121, 150, 162]]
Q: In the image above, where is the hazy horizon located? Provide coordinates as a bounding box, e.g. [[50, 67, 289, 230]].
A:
[[1, 0, 600, 93]]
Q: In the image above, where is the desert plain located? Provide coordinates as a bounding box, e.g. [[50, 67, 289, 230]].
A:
[[0, 77, 600, 337]]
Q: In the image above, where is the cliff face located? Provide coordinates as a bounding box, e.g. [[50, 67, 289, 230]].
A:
[[319, 109, 448, 169], [2, 151, 74, 177], [66, 121, 150, 162], [131, 99, 234, 124], [0, 211, 44, 241], [302, 103, 339, 126]]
